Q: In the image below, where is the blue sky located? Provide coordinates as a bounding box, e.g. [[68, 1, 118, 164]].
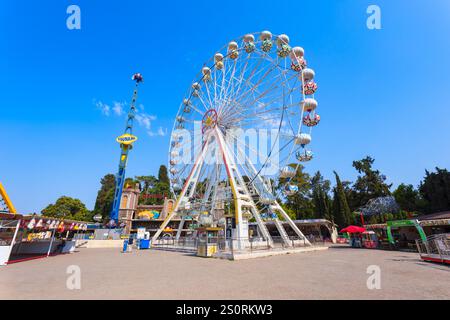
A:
[[1, 0, 450, 213]]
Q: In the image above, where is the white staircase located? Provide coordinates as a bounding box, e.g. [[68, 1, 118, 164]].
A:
[[273, 219, 291, 247]]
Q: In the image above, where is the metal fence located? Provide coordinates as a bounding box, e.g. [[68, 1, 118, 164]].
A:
[[152, 235, 324, 253], [152, 237, 198, 252], [416, 233, 450, 262]]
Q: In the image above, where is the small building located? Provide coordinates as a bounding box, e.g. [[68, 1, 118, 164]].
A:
[[118, 184, 185, 237], [0, 213, 91, 265], [365, 211, 450, 251], [416, 211, 450, 236]]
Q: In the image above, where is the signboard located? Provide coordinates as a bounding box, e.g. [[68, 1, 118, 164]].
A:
[[386, 219, 427, 244], [140, 193, 167, 199], [387, 220, 415, 228], [137, 227, 146, 240], [116, 134, 138, 145]]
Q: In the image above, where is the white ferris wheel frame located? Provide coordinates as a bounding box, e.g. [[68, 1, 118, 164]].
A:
[[152, 32, 318, 249]]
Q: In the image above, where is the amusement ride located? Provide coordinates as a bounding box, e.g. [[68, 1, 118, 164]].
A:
[[109, 73, 144, 226], [152, 31, 321, 249], [0, 182, 16, 214]]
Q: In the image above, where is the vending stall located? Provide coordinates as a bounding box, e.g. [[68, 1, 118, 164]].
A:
[[0, 213, 21, 265], [196, 227, 222, 257], [2, 215, 90, 265]]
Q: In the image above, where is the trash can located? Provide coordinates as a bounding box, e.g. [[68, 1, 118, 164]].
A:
[[122, 239, 129, 253], [138, 239, 150, 249]]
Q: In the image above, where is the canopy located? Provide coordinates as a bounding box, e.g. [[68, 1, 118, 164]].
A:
[[340, 225, 366, 234]]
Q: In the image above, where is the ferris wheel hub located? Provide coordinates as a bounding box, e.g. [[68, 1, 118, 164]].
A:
[[202, 109, 218, 134]]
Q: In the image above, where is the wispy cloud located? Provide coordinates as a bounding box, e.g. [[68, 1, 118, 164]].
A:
[[135, 113, 156, 130], [157, 127, 167, 136], [95, 100, 110, 116], [94, 99, 167, 138], [112, 101, 126, 116], [148, 126, 167, 137]]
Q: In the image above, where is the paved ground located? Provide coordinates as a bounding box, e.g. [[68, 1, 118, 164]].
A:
[[0, 246, 449, 299]]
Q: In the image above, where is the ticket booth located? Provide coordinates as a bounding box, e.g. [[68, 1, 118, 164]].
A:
[[196, 227, 222, 257]]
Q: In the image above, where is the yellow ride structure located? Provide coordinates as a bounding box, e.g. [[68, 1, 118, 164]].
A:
[[0, 182, 17, 214]]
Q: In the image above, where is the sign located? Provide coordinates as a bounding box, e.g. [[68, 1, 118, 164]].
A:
[[386, 219, 427, 244], [116, 134, 138, 145], [387, 220, 415, 228], [137, 227, 146, 240], [140, 193, 167, 199]]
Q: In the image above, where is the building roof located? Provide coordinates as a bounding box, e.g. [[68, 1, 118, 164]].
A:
[[249, 219, 335, 227], [416, 211, 450, 221], [0, 213, 22, 220]]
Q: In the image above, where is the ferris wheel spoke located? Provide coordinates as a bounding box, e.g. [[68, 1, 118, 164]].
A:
[[236, 70, 298, 112], [228, 93, 300, 125], [204, 82, 215, 112], [229, 53, 252, 101], [188, 103, 206, 117], [234, 80, 298, 125], [231, 50, 291, 105], [222, 60, 240, 110], [196, 93, 213, 112], [231, 63, 279, 106], [218, 54, 274, 112]]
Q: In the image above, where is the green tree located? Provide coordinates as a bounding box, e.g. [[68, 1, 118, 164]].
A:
[[135, 175, 158, 192], [332, 171, 353, 227], [158, 165, 170, 186], [42, 196, 91, 221], [350, 156, 392, 210], [393, 183, 423, 213], [137, 166, 171, 205], [279, 164, 314, 219], [124, 177, 140, 189], [419, 167, 450, 213], [92, 174, 116, 221], [311, 171, 332, 219]]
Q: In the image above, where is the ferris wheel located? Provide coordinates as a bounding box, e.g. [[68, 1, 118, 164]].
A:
[[152, 31, 320, 249]]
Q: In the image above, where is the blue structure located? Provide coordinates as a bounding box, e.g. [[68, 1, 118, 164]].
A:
[[109, 73, 143, 226]]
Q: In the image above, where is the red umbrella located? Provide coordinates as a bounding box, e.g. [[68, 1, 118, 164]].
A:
[[340, 225, 366, 234]]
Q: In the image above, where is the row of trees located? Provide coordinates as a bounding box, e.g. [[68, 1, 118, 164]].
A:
[[41, 157, 450, 228], [280, 156, 450, 227], [41, 165, 171, 222]]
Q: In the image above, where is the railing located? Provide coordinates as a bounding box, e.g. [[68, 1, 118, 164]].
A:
[[151, 234, 326, 254], [416, 233, 450, 263], [152, 237, 198, 252]]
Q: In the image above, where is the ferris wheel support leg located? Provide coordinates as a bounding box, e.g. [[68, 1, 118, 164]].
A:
[[209, 165, 222, 220], [151, 137, 211, 245], [175, 215, 186, 240], [234, 146, 276, 246], [214, 128, 251, 251], [250, 207, 274, 247], [275, 201, 311, 246], [230, 144, 275, 246]]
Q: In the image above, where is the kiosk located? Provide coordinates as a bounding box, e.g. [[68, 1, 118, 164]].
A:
[[196, 227, 222, 257]]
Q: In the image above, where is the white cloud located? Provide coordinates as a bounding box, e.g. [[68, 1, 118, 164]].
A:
[[157, 127, 167, 136], [95, 100, 110, 116], [94, 99, 167, 138], [112, 101, 125, 116], [147, 126, 167, 137], [135, 113, 156, 130]]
